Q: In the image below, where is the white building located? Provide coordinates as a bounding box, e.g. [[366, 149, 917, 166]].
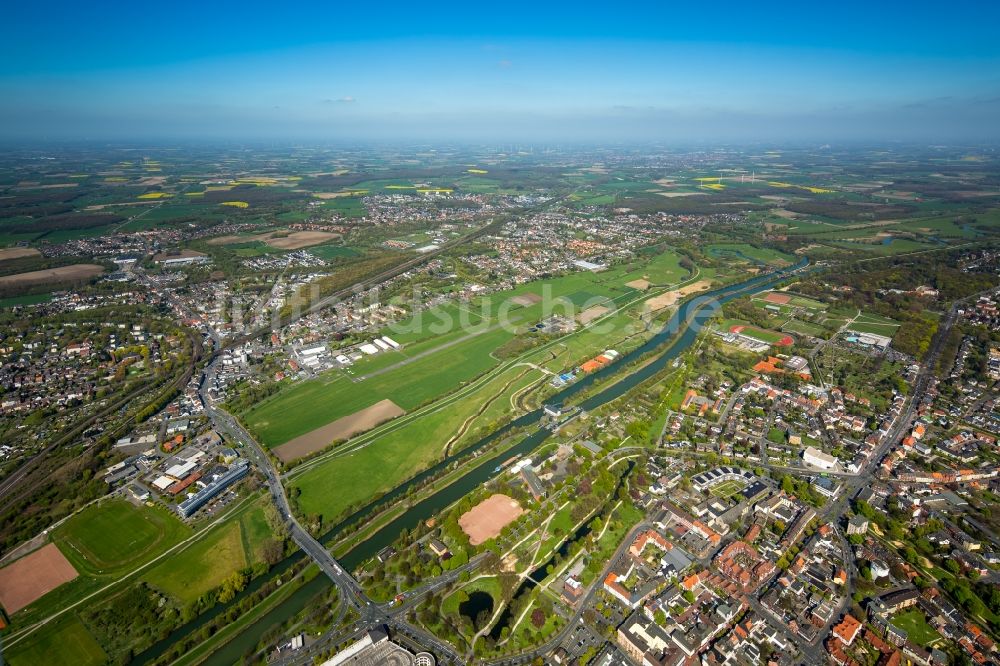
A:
[[802, 446, 839, 471]]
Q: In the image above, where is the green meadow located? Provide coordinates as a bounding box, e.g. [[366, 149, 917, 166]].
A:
[[244, 325, 515, 446], [4, 614, 107, 666], [246, 248, 692, 447], [143, 500, 273, 604]]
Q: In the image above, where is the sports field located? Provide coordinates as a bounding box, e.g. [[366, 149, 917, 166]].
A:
[[847, 321, 899, 337], [459, 494, 524, 546], [0, 544, 79, 615], [726, 321, 794, 346], [781, 319, 827, 338], [52, 500, 190, 577], [757, 291, 826, 310], [847, 312, 900, 338]]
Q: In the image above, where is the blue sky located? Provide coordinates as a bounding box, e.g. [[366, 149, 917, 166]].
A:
[[2, 1, 999, 142]]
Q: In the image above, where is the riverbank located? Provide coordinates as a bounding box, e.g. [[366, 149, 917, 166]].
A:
[[143, 258, 809, 663]]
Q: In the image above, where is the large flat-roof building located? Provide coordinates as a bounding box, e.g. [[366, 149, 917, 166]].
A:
[[803, 446, 839, 471], [320, 626, 435, 666], [177, 461, 249, 518]]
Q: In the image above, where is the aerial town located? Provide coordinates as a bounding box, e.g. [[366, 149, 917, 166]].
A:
[[2, 4, 1000, 665], [0, 141, 998, 666]]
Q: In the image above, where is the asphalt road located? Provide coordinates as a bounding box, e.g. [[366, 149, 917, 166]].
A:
[[187, 266, 974, 664], [201, 353, 465, 662]]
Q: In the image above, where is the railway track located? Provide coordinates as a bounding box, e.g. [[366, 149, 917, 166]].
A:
[[0, 330, 203, 521]]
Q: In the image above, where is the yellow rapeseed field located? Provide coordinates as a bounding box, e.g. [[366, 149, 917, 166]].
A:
[[220, 201, 250, 208], [768, 181, 833, 194]]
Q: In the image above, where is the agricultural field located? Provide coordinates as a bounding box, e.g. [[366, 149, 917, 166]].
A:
[[0, 544, 79, 615], [287, 363, 539, 523], [0, 292, 52, 308], [273, 399, 406, 462], [0, 263, 105, 291]]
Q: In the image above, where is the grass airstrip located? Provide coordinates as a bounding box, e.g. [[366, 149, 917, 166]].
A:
[[244, 249, 694, 448], [271, 250, 708, 526]]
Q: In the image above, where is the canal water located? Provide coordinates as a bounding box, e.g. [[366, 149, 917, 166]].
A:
[[141, 258, 807, 665]]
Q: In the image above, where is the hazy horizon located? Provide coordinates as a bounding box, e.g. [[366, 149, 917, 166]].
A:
[[3, 1, 1000, 143]]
